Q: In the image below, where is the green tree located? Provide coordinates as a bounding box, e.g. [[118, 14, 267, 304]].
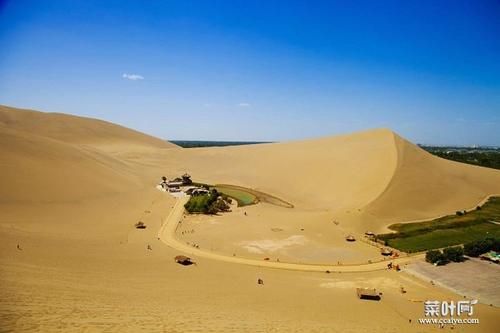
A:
[[426, 250, 445, 264], [443, 246, 464, 262], [463, 238, 499, 257]]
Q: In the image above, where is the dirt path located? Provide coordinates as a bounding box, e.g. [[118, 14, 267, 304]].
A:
[[158, 197, 423, 272]]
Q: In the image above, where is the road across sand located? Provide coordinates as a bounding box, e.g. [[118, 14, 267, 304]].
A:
[[158, 197, 423, 272]]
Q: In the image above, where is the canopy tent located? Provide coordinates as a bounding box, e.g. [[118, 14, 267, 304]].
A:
[[174, 255, 194, 266], [356, 288, 381, 300]]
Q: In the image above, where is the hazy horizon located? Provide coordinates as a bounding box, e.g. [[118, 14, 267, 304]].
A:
[[1, 1, 499, 146]]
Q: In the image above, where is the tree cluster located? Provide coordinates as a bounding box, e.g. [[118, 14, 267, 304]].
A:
[[463, 238, 500, 257], [184, 189, 231, 214], [426, 237, 500, 265], [425, 246, 465, 265]]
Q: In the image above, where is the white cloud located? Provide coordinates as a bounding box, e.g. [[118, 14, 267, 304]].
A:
[[238, 102, 251, 107], [122, 73, 144, 80]]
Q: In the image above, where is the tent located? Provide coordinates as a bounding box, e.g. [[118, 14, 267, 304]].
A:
[[345, 235, 356, 242], [356, 288, 381, 300], [135, 221, 146, 229], [381, 248, 393, 256], [174, 255, 194, 266]]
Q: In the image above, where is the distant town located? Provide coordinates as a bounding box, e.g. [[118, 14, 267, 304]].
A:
[[419, 145, 500, 170]]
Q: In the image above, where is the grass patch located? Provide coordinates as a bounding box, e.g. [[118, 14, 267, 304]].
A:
[[215, 184, 294, 208], [377, 196, 500, 253], [213, 185, 258, 206], [184, 194, 213, 213], [189, 182, 293, 208], [184, 189, 231, 214]]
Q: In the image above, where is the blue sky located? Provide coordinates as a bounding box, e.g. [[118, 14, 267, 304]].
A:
[[1, 0, 499, 145]]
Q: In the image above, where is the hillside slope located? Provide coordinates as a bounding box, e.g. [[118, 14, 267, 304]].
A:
[[0, 125, 143, 203], [161, 128, 400, 210], [0, 105, 177, 151], [0, 105, 176, 204], [1, 103, 499, 228], [361, 134, 500, 227], [161, 128, 500, 228]]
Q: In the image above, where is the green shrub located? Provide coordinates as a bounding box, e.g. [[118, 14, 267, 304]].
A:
[[494, 239, 500, 252], [426, 249, 452, 265], [426, 250, 444, 264], [427, 246, 464, 265], [443, 246, 465, 262], [206, 198, 230, 214], [185, 189, 232, 215], [463, 237, 500, 257]]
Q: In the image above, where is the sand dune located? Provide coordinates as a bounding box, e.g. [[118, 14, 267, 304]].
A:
[[3, 104, 498, 223], [362, 134, 500, 228], [0, 125, 143, 203], [0, 105, 177, 152], [161, 128, 400, 211], [0, 105, 179, 204], [161, 129, 500, 231], [1, 105, 499, 332]]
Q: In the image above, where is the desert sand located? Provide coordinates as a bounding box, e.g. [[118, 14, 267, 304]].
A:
[[1, 104, 499, 332]]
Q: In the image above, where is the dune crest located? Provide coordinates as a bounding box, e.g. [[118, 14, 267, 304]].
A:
[[0, 105, 177, 152], [1, 105, 500, 332], [1, 104, 499, 228], [159, 126, 500, 231], [0, 105, 176, 204], [162, 128, 400, 211], [362, 133, 500, 228]]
